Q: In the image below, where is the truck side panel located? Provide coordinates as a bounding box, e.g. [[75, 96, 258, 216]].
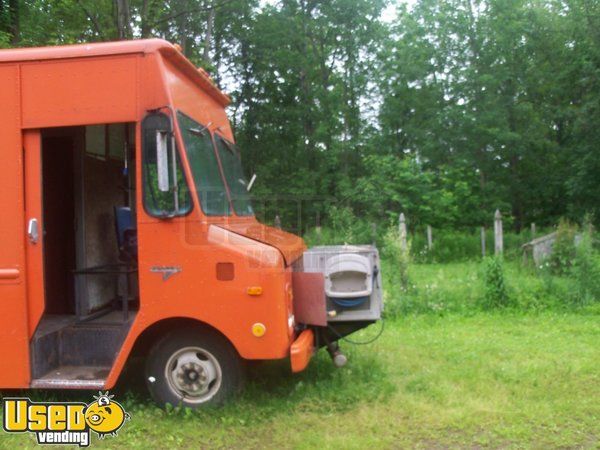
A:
[[21, 55, 138, 129], [0, 64, 31, 387]]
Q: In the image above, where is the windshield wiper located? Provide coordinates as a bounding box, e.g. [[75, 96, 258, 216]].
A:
[[188, 121, 212, 136], [247, 173, 257, 191]]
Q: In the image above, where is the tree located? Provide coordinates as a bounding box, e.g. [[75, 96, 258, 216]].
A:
[[115, 0, 132, 39], [2, 0, 599, 230]]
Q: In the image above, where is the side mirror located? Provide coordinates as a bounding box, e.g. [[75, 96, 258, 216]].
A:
[[142, 112, 181, 217], [156, 130, 170, 192]]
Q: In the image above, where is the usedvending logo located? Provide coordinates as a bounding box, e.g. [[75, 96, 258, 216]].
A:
[[2, 392, 130, 446]]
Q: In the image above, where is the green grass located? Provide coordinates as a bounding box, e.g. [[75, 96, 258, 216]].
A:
[[1, 263, 599, 449], [385, 260, 598, 316]]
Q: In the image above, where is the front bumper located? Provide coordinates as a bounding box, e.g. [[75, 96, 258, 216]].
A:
[[290, 329, 314, 373]]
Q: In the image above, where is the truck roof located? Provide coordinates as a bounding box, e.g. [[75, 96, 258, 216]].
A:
[[0, 39, 230, 107]]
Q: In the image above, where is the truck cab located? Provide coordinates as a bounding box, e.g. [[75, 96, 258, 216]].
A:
[[0, 39, 382, 408]]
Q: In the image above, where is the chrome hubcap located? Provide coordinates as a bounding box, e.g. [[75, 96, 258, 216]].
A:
[[165, 346, 222, 403]]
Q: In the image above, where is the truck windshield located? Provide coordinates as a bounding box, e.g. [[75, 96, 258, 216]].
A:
[[214, 136, 254, 216], [177, 112, 231, 216]]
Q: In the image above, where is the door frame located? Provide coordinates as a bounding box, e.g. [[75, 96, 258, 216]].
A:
[[24, 129, 46, 338]]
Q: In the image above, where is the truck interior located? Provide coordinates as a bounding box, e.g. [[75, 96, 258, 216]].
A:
[[30, 122, 139, 388]]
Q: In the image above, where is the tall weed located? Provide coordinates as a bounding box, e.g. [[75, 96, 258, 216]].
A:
[[383, 226, 410, 291], [570, 232, 600, 304], [481, 256, 510, 309], [549, 219, 578, 274]]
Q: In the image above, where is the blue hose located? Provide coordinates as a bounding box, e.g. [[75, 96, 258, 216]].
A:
[[330, 296, 369, 308]]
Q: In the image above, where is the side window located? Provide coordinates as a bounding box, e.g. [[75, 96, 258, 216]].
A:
[[142, 113, 192, 217]]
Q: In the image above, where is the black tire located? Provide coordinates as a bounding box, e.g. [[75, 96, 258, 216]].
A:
[[145, 327, 244, 408]]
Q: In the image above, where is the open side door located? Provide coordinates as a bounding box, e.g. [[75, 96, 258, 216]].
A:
[[24, 130, 46, 337], [0, 65, 32, 387]]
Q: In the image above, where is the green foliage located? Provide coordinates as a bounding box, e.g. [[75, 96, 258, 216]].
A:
[[481, 256, 510, 309], [306, 222, 542, 264], [422, 229, 532, 263], [0, 31, 10, 48], [328, 206, 360, 244], [570, 232, 600, 305], [549, 219, 578, 275], [302, 206, 375, 246], [2, 0, 600, 233], [412, 230, 478, 263], [382, 226, 410, 291], [380, 258, 600, 317], [2, 4, 600, 446]]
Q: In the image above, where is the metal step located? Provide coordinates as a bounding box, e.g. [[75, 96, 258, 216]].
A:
[[30, 312, 135, 387], [31, 365, 110, 389], [60, 323, 128, 367]]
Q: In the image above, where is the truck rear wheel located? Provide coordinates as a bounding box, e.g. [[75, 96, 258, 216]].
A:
[[145, 328, 244, 408]]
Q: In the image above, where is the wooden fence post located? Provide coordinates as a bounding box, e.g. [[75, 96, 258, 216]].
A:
[[481, 226, 486, 258], [399, 213, 407, 251], [316, 212, 321, 245], [494, 209, 503, 256], [531, 222, 536, 239], [274, 215, 281, 229], [427, 225, 433, 250]]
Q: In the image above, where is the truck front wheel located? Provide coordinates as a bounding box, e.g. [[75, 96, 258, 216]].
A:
[[145, 328, 244, 408]]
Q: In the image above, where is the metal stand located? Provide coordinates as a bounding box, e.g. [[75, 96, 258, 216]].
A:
[[73, 263, 137, 322]]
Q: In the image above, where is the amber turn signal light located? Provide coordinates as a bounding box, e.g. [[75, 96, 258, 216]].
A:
[[252, 323, 266, 337], [247, 286, 263, 296]]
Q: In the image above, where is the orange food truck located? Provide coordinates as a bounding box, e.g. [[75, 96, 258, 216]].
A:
[[0, 39, 383, 408]]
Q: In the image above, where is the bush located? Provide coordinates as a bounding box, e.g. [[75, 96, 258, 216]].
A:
[[382, 226, 410, 291], [411, 229, 479, 262], [303, 206, 377, 247], [570, 232, 600, 304], [0, 32, 11, 49], [481, 256, 510, 309], [549, 219, 578, 274]]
